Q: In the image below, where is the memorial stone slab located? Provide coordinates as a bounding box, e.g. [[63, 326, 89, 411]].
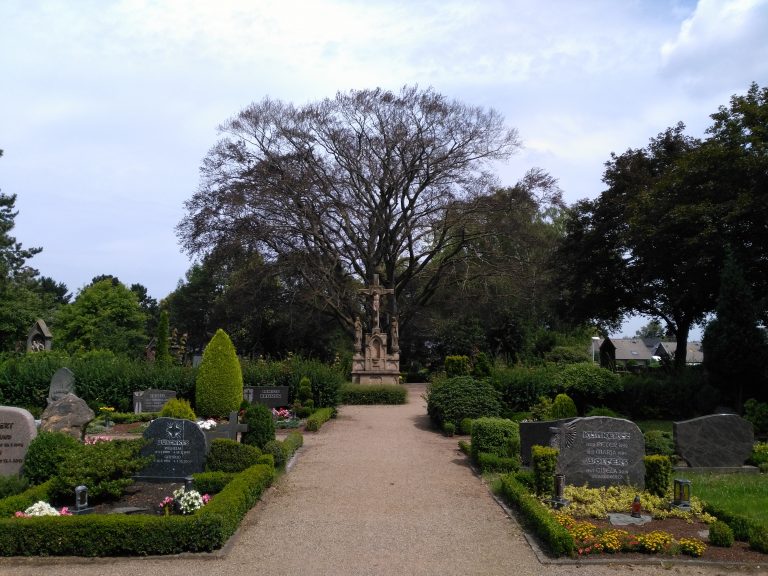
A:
[[137, 417, 207, 480], [519, 418, 576, 465], [40, 394, 95, 440], [133, 389, 177, 413], [553, 416, 645, 489], [48, 367, 75, 404], [244, 386, 290, 409], [674, 414, 754, 468], [0, 406, 37, 476]]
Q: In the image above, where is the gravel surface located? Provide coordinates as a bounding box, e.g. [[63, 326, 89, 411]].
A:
[[1, 384, 765, 575]]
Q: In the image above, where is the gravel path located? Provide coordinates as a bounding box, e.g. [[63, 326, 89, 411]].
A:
[[1, 384, 764, 575]]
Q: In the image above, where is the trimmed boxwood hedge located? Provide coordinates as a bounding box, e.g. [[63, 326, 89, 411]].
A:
[[306, 407, 334, 432], [340, 384, 407, 405], [0, 464, 275, 556]]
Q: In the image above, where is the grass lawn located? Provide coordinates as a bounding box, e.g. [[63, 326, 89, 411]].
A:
[[685, 472, 768, 527], [635, 420, 673, 434]]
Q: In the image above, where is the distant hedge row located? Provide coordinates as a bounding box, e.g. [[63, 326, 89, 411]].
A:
[[0, 351, 344, 414]]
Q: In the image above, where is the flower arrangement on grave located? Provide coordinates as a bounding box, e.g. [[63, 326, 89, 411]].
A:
[[158, 488, 211, 515], [272, 408, 292, 420], [14, 501, 72, 518], [272, 407, 300, 429], [99, 406, 115, 428], [197, 418, 218, 430]]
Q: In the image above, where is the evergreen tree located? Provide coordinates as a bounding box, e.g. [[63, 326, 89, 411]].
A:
[[195, 329, 243, 417], [703, 253, 768, 408]]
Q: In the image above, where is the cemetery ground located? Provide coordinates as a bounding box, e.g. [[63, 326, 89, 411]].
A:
[[1, 385, 767, 575]]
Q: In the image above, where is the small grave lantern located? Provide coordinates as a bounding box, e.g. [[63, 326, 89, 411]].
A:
[[547, 473, 570, 509], [74, 485, 91, 514], [673, 478, 691, 510], [631, 494, 641, 518]]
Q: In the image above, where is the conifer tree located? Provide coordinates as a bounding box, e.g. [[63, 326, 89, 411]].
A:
[[195, 329, 243, 417]]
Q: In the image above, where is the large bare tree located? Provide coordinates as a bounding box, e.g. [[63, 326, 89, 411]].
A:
[[177, 86, 520, 331]]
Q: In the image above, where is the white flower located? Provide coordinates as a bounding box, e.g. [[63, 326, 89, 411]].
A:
[[24, 501, 60, 516], [172, 488, 205, 514], [196, 419, 217, 430]]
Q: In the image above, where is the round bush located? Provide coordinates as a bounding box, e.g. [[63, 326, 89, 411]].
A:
[[263, 439, 285, 468], [195, 329, 243, 418], [206, 438, 263, 473], [549, 393, 578, 419], [242, 403, 275, 449], [470, 417, 520, 462], [709, 520, 734, 547], [159, 397, 196, 421], [560, 363, 622, 402], [644, 430, 674, 457], [23, 431, 82, 485], [426, 376, 502, 428]]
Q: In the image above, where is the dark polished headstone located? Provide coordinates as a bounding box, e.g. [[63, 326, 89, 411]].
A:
[[553, 416, 645, 489], [137, 417, 207, 480], [244, 386, 290, 408], [674, 414, 754, 468], [0, 406, 37, 476], [519, 418, 576, 465]]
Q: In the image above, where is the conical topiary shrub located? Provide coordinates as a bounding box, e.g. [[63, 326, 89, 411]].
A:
[[195, 329, 243, 418]]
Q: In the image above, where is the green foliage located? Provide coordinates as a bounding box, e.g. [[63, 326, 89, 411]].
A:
[[489, 364, 559, 413], [241, 403, 275, 449], [306, 407, 334, 432], [298, 376, 312, 403], [471, 352, 492, 378], [262, 440, 285, 469], [281, 430, 303, 461], [191, 471, 235, 494], [459, 418, 474, 435], [426, 376, 502, 428], [155, 309, 172, 366], [444, 355, 471, 377], [0, 475, 28, 499], [549, 393, 578, 419], [745, 399, 768, 437], [442, 422, 455, 437], [749, 525, 768, 553], [470, 417, 519, 462], [644, 430, 674, 457], [531, 445, 558, 497], [543, 346, 590, 364], [560, 363, 622, 408], [206, 439, 263, 473], [619, 370, 705, 420], [48, 439, 149, 503], [195, 329, 243, 418], [22, 431, 81, 485], [750, 442, 768, 466], [585, 406, 620, 417], [643, 455, 672, 497], [340, 384, 407, 405], [477, 452, 519, 473], [55, 278, 148, 358], [159, 398, 196, 421], [708, 520, 734, 547], [530, 396, 553, 421], [241, 356, 344, 408], [0, 479, 54, 517], [499, 474, 575, 557]]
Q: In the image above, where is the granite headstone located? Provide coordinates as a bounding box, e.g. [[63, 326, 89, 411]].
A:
[[553, 416, 645, 489], [0, 406, 37, 476], [133, 389, 177, 413], [137, 417, 207, 480], [519, 418, 577, 465], [47, 367, 75, 404], [244, 386, 290, 409], [674, 414, 754, 468]]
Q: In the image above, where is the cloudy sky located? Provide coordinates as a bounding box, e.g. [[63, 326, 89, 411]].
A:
[[2, 0, 767, 336]]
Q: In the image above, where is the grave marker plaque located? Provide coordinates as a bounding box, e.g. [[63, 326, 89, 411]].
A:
[[0, 406, 37, 476], [137, 417, 207, 480], [674, 414, 754, 467], [133, 389, 177, 413], [553, 416, 645, 489], [243, 386, 290, 408]]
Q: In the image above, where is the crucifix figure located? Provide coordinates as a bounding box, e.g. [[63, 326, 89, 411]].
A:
[[359, 274, 395, 332]]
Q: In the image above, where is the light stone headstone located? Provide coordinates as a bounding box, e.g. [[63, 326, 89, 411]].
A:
[[674, 414, 754, 468], [0, 406, 37, 476], [137, 417, 207, 480], [47, 367, 75, 404], [553, 416, 645, 489]]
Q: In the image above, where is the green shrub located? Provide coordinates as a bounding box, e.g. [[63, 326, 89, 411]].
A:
[[702, 502, 754, 541], [242, 356, 343, 408], [548, 393, 577, 419], [744, 399, 768, 437], [749, 525, 768, 553], [750, 442, 768, 466], [48, 439, 149, 503], [445, 355, 471, 377], [443, 422, 455, 437], [530, 396, 553, 421], [644, 430, 674, 457], [241, 403, 275, 449], [531, 445, 558, 497], [306, 407, 334, 432], [22, 431, 82, 485], [708, 520, 734, 547], [263, 440, 285, 469], [159, 397, 196, 421], [340, 384, 407, 405], [257, 453, 275, 468], [191, 471, 236, 494], [489, 364, 559, 413], [457, 439, 471, 455], [643, 455, 672, 497], [281, 431, 303, 462], [499, 474, 575, 557], [513, 469, 536, 492], [459, 418, 474, 435], [195, 329, 243, 418], [472, 352, 492, 378], [298, 377, 312, 403], [560, 363, 622, 410], [206, 439, 263, 473], [477, 452, 519, 473], [543, 345, 590, 364], [0, 479, 53, 517], [470, 417, 519, 463], [0, 475, 28, 499], [426, 376, 502, 428], [585, 406, 619, 417]]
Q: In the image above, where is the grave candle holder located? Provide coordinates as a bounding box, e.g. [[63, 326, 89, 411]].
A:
[[672, 478, 691, 510], [74, 485, 93, 515]]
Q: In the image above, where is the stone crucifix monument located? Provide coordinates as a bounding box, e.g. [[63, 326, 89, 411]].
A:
[[352, 274, 400, 385]]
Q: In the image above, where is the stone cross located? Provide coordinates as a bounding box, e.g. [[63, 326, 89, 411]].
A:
[[358, 274, 394, 332]]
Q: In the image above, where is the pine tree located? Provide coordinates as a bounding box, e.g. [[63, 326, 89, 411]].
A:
[[195, 329, 243, 417]]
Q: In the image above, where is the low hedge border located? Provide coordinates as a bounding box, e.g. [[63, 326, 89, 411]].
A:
[[0, 464, 275, 556], [340, 384, 407, 405], [499, 474, 575, 557], [306, 407, 334, 432], [702, 501, 768, 552]]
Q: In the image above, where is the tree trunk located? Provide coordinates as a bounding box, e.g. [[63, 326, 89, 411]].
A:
[[673, 323, 690, 372]]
